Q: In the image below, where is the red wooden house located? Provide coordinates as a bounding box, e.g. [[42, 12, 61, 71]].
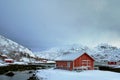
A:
[[107, 59, 119, 65], [108, 61, 117, 65], [4, 59, 14, 63], [56, 52, 94, 71]]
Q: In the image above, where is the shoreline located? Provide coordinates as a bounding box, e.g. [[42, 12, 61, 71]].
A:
[[0, 64, 45, 74], [0, 70, 35, 80]]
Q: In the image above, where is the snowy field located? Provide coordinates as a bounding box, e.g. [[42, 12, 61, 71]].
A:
[[36, 69, 120, 80]]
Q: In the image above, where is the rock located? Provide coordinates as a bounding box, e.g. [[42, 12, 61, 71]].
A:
[[5, 71, 15, 77], [27, 76, 37, 80], [27, 73, 38, 80], [28, 71, 33, 74]]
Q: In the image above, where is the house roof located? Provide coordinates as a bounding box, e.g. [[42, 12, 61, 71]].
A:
[[4, 59, 14, 61], [1, 54, 7, 57], [55, 51, 94, 61]]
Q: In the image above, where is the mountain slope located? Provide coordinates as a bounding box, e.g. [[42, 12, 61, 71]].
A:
[[92, 43, 120, 62], [0, 35, 35, 61], [34, 44, 94, 60], [34, 43, 120, 62]]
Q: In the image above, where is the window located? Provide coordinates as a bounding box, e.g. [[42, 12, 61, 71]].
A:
[[82, 60, 90, 66], [67, 62, 71, 67], [88, 60, 91, 65]]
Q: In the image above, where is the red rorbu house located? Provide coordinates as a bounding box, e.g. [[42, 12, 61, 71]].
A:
[[108, 61, 117, 65], [4, 59, 14, 63], [55, 52, 94, 71], [107, 59, 119, 65]]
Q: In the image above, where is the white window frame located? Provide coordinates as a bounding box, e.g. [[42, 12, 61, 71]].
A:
[[82, 60, 91, 67]]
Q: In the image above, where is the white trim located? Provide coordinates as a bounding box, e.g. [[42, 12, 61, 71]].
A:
[[82, 60, 91, 68], [73, 61, 74, 69]]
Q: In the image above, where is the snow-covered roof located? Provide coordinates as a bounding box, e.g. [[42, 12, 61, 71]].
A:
[[1, 54, 7, 57], [47, 61, 55, 63], [55, 51, 92, 61], [4, 59, 14, 61]]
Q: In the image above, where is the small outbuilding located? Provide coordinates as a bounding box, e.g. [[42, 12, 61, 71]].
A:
[[55, 52, 94, 71], [107, 59, 119, 65], [108, 61, 117, 65], [0, 54, 8, 61], [4, 59, 14, 63]]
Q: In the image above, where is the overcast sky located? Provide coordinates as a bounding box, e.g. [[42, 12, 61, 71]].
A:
[[0, 0, 120, 51]]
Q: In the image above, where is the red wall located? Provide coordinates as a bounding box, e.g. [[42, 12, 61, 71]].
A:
[[73, 53, 94, 70], [56, 61, 73, 70], [56, 53, 94, 70], [108, 62, 117, 65], [5, 60, 14, 63]]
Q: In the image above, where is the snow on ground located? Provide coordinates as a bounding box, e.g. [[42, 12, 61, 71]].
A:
[[36, 69, 120, 80], [13, 62, 28, 65], [20, 57, 30, 63], [113, 66, 120, 68], [0, 63, 7, 66], [0, 61, 28, 66], [47, 61, 55, 63]]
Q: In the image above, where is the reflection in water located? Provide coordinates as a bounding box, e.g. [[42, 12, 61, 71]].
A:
[[0, 71, 34, 80]]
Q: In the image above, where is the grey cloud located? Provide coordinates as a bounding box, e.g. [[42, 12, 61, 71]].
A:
[[0, 0, 120, 51]]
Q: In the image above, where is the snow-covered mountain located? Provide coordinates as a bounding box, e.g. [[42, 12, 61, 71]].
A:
[[0, 35, 35, 61], [92, 43, 120, 62], [34, 44, 94, 60], [34, 43, 120, 62]]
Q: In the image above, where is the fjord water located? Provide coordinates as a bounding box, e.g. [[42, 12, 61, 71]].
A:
[[0, 70, 33, 80]]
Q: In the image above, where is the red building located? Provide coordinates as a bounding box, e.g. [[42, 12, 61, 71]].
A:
[[56, 52, 94, 71], [108, 61, 117, 65], [4, 59, 14, 63]]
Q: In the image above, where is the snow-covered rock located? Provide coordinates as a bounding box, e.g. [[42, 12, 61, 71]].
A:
[[0, 63, 7, 66], [92, 43, 120, 62]]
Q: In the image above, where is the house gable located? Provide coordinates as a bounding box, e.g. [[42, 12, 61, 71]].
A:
[[73, 53, 94, 70], [78, 53, 94, 61], [56, 52, 95, 70]]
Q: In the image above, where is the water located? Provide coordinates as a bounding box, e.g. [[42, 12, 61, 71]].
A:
[[0, 70, 34, 80]]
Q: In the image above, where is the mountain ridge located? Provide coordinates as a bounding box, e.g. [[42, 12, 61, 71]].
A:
[[0, 35, 35, 62], [34, 43, 120, 62]]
